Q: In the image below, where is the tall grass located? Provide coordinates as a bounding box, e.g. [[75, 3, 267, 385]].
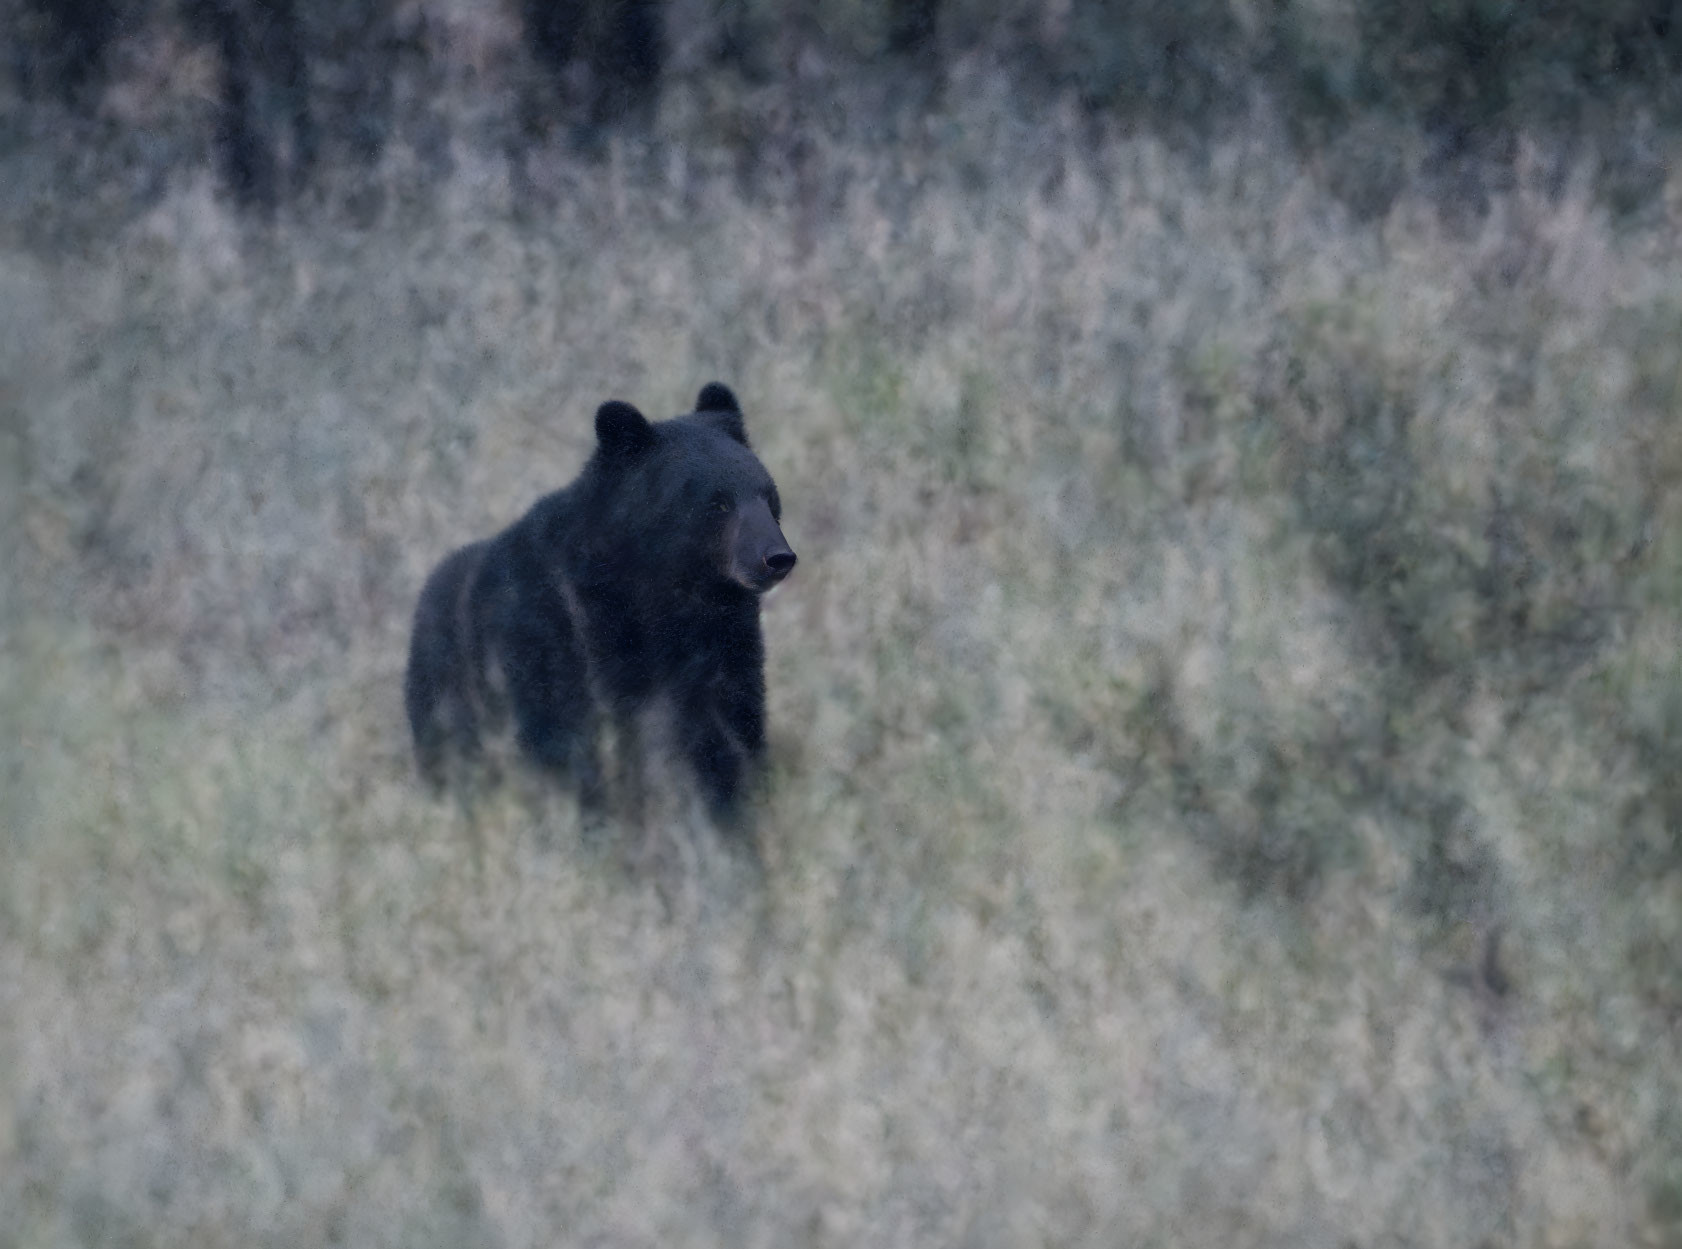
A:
[[3, 89, 1681, 1245]]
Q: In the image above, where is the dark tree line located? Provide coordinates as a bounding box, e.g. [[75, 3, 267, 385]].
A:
[[15, 0, 683, 209], [12, 0, 1682, 211], [180, 0, 315, 207], [522, 0, 663, 131]]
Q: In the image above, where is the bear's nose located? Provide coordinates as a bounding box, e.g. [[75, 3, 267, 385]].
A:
[[765, 550, 797, 577]]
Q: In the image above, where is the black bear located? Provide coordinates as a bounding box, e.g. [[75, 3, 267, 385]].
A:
[[403, 383, 796, 823]]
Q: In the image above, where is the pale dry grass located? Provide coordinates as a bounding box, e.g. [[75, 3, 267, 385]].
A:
[[3, 92, 1681, 1246]]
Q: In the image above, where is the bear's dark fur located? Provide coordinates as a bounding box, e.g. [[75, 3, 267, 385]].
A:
[[403, 383, 796, 822]]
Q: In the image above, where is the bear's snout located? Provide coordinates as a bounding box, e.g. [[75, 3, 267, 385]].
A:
[[730, 496, 796, 592]]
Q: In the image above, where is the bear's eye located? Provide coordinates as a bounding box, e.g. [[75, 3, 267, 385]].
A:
[[711, 495, 733, 514]]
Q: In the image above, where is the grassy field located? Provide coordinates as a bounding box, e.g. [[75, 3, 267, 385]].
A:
[[4, 85, 1682, 1245]]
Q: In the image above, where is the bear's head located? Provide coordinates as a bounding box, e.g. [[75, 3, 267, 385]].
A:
[[594, 385, 796, 595]]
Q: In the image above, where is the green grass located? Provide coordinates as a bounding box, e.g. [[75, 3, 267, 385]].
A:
[[3, 95, 1681, 1245]]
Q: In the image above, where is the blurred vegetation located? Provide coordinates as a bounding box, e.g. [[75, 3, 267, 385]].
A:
[[7, 0, 1682, 219], [5, 1, 1682, 1245]]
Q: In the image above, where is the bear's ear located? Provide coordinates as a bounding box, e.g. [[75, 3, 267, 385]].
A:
[[695, 382, 748, 445], [695, 382, 740, 414], [595, 400, 656, 459]]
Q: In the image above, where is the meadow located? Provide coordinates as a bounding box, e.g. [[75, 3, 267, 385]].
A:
[[3, 75, 1681, 1245]]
